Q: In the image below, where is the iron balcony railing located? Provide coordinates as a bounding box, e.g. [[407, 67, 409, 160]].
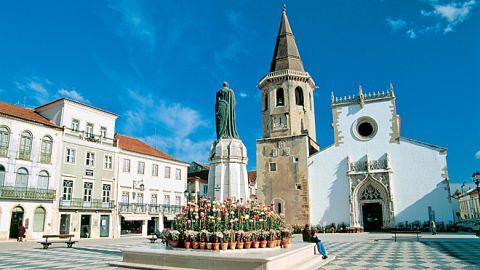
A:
[[118, 203, 181, 214], [64, 127, 117, 146], [17, 151, 31, 161], [39, 153, 52, 164], [0, 146, 7, 157], [0, 186, 56, 200], [59, 198, 115, 210]]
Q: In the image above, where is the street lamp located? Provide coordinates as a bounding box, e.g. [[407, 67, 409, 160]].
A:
[[472, 171, 480, 218], [133, 180, 144, 190]]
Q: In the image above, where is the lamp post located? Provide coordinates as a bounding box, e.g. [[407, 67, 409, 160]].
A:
[[184, 190, 191, 203], [472, 171, 480, 218]]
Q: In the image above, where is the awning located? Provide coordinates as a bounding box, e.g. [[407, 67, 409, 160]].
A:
[[121, 214, 150, 221]]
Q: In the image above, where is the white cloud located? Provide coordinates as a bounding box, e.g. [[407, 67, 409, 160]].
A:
[[239, 92, 248, 98], [108, 0, 155, 49], [122, 90, 212, 163], [57, 88, 90, 104], [476, 150, 480, 159], [406, 29, 417, 39], [386, 18, 407, 31]]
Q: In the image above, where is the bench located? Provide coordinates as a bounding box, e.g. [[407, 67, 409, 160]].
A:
[[38, 234, 77, 249], [391, 230, 421, 242]]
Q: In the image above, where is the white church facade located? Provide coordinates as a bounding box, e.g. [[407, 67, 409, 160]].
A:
[[308, 87, 453, 230]]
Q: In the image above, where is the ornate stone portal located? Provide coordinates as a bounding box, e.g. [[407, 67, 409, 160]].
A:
[[347, 153, 395, 228], [208, 82, 249, 201]]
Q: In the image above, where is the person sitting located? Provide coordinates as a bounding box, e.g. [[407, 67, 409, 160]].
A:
[[302, 224, 328, 260]]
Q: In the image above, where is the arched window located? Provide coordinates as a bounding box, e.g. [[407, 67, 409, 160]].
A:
[[18, 131, 32, 160], [264, 92, 269, 111], [33, 207, 46, 232], [276, 88, 284, 106], [295, 87, 304, 106], [277, 202, 282, 214], [38, 170, 49, 190], [0, 164, 5, 186], [40, 136, 53, 163], [15, 168, 28, 188], [0, 126, 10, 157]]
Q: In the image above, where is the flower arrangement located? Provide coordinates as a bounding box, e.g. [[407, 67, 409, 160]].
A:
[[163, 195, 290, 250]]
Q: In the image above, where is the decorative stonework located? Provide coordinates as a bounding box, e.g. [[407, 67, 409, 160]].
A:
[[361, 185, 382, 200], [332, 108, 343, 146], [332, 84, 395, 108]]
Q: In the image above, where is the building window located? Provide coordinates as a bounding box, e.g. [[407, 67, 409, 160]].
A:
[[100, 127, 107, 138], [152, 164, 159, 176], [164, 194, 170, 205], [62, 180, 73, 200], [137, 161, 145, 174], [121, 191, 129, 204], [137, 193, 144, 204], [86, 123, 94, 138], [65, 147, 76, 163], [295, 87, 304, 106], [203, 185, 208, 194], [102, 184, 111, 203], [40, 136, 53, 163], [175, 195, 181, 206], [0, 164, 5, 186], [38, 170, 49, 189], [151, 194, 157, 205], [123, 159, 131, 172], [353, 117, 378, 141], [264, 92, 269, 111], [270, 163, 277, 172], [104, 155, 113, 169], [15, 167, 29, 188], [18, 131, 33, 160], [276, 88, 284, 106], [86, 151, 95, 167], [33, 207, 46, 232], [71, 119, 79, 131], [0, 126, 10, 157], [83, 182, 93, 202], [175, 168, 181, 180], [165, 166, 171, 179]]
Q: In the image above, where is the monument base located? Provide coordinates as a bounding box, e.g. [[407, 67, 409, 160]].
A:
[[110, 242, 335, 270], [208, 138, 249, 201]]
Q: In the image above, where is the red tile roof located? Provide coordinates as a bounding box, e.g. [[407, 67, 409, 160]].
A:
[[248, 171, 256, 184], [115, 134, 179, 162], [0, 101, 59, 128]]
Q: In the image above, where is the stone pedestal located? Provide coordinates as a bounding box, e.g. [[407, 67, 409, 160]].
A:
[[208, 138, 249, 201]]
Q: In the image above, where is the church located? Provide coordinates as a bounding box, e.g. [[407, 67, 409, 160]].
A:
[[256, 8, 453, 230]]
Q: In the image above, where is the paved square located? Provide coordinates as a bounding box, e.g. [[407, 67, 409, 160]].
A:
[[0, 233, 478, 269]]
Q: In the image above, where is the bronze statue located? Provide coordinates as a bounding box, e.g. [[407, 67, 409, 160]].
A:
[[215, 82, 239, 140]]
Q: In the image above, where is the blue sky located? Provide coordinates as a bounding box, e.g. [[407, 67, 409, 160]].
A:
[[0, 1, 478, 183]]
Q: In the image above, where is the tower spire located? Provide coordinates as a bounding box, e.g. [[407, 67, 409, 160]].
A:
[[270, 6, 304, 72]]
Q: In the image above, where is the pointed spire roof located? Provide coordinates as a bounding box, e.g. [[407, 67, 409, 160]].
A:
[[270, 6, 305, 72]]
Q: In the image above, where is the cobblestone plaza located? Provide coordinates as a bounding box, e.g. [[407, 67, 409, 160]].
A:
[[0, 233, 478, 269]]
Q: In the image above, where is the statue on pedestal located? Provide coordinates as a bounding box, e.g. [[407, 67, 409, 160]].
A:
[[215, 81, 239, 140]]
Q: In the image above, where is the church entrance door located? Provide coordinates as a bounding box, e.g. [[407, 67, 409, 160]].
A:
[[362, 203, 383, 231]]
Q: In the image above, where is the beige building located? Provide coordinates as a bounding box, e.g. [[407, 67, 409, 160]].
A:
[[256, 8, 319, 226]]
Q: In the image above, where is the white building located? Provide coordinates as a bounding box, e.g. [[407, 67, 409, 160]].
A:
[[308, 87, 453, 230], [0, 101, 62, 240], [115, 134, 188, 236], [36, 98, 119, 239]]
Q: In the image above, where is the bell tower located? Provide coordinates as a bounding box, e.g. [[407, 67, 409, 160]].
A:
[[256, 6, 319, 226]]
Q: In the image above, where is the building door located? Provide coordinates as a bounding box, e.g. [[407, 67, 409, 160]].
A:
[[100, 215, 109, 237], [362, 203, 383, 231], [9, 206, 24, 238], [80, 215, 91, 238], [60, 214, 70, 234], [147, 217, 158, 235]]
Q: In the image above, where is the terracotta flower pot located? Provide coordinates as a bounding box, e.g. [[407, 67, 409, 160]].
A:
[[206, 243, 213, 250], [168, 240, 179, 248], [184, 241, 192, 249], [213, 243, 220, 250], [221, 242, 229, 250], [199, 242, 206, 250], [260, 240, 267, 248], [281, 238, 291, 248], [267, 240, 275, 248], [228, 242, 236, 250], [244, 241, 252, 249], [276, 239, 281, 246], [252, 241, 260, 248], [236, 241, 244, 249], [192, 242, 199, 249]]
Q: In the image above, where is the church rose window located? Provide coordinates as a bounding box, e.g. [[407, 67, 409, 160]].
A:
[[353, 117, 377, 141], [358, 122, 373, 137]]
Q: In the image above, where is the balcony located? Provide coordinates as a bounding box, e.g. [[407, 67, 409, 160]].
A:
[[118, 203, 181, 214], [0, 146, 7, 157], [64, 127, 117, 147], [17, 151, 31, 161], [59, 198, 115, 210], [39, 153, 51, 164], [0, 186, 56, 200]]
